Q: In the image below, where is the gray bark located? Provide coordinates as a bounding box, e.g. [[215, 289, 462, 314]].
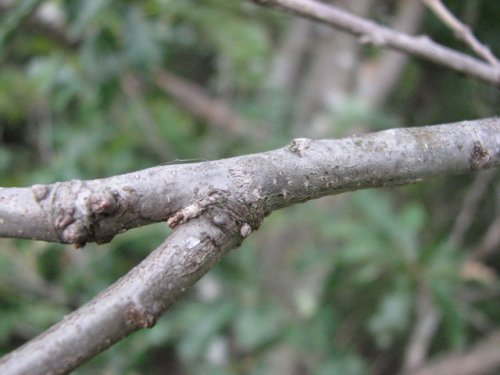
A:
[[0, 118, 499, 374], [0, 118, 499, 246]]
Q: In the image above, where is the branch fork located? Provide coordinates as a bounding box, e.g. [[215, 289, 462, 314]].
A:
[[0, 119, 499, 374]]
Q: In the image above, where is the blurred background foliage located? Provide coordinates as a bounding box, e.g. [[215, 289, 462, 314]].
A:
[[0, 0, 499, 374]]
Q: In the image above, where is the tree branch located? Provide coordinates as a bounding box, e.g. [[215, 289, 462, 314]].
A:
[[0, 118, 499, 373], [1, 118, 499, 246], [155, 70, 267, 140], [471, 216, 500, 260], [421, 0, 500, 68], [401, 284, 441, 373], [361, 0, 425, 109], [120, 73, 176, 162], [406, 330, 500, 375], [448, 169, 497, 249], [0, 217, 246, 375], [250, 0, 500, 85]]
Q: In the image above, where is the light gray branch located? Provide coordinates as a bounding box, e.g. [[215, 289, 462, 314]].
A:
[[1, 118, 499, 246], [0, 118, 499, 374], [422, 0, 500, 68], [250, 0, 500, 85]]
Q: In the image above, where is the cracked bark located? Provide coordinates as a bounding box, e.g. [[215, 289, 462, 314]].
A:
[[0, 118, 499, 374]]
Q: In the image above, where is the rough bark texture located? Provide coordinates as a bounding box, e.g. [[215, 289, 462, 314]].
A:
[[1, 118, 499, 246], [0, 219, 245, 375], [0, 118, 499, 374]]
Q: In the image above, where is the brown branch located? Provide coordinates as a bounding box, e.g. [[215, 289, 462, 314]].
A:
[[401, 284, 441, 373], [120, 73, 176, 162], [406, 330, 500, 375], [250, 0, 500, 85], [448, 169, 497, 249], [361, 0, 425, 108], [155, 70, 267, 140], [471, 216, 500, 260]]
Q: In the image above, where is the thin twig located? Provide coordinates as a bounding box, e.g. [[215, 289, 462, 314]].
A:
[[401, 284, 441, 374], [448, 169, 497, 250], [250, 0, 500, 85], [120, 73, 176, 162], [421, 0, 500, 69], [471, 215, 500, 260], [155, 70, 268, 141], [406, 330, 500, 375], [361, 0, 425, 108]]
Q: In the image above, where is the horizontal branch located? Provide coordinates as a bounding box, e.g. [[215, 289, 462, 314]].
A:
[[0, 118, 499, 246], [0, 118, 499, 373], [251, 0, 500, 85]]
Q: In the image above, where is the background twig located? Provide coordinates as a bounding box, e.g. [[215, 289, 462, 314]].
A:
[[422, 0, 500, 68], [251, 0, 500, 85]]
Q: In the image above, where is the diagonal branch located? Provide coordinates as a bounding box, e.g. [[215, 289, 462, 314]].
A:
[[361, 0, 425, 108], [0, 0, 44, 51], [155, 70, 267, 140], [422, 0, 500, 68], [406, 330, 500, 375], [250, 0, 500, 85], [120, 73, 176, 162], [0, 217, 246, 375], [448, 169, 497, 250], [401, 284, 441, 373]]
